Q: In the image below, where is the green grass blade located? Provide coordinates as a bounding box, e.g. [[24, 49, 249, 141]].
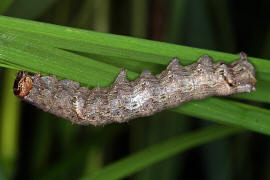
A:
[[0, 0, 13, 14], [175, 98, 270, 135], [0, 15, 269, 81], [0, 29, 268, 102], [5, 0, 57, 19], [167, 0, 188, 43], [81, 125, 240, 180], [0, 70, 20, 178], [0, 33, 137, 86], [131, 0, 148, 38], [0, 32, 270, 134], [0, 16, 270, 135]]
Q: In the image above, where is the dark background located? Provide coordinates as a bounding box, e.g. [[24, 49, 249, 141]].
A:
[[0, 0, 270, 179]]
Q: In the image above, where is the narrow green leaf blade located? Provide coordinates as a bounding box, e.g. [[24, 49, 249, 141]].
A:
[[82, 126, 239, 180], [0, 15, 269, 81], [174, 98, 270, 135]]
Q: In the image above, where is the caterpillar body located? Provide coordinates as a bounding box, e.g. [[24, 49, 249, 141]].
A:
[[13, 53, 256, 126]]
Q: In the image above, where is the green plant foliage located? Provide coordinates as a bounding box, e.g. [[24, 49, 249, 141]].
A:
[[82, 125, 239, 180], [0, 15, 270, 136], [0, 15, 270, 81], [1, 0, 270, 178]]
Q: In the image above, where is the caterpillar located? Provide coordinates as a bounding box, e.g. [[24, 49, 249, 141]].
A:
[[13, 52, 256, 126]]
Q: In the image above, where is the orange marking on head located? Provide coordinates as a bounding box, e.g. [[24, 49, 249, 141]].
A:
[[13, 72, 33, 98]]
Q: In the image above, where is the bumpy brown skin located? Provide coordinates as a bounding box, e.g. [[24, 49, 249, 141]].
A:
[[13, 53, 256, 126]]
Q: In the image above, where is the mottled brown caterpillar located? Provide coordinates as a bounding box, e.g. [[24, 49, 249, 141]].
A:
[[14, 52, 256, 126]]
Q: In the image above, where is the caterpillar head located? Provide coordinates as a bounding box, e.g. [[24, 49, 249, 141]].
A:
[[13, 71, 35, 98]]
